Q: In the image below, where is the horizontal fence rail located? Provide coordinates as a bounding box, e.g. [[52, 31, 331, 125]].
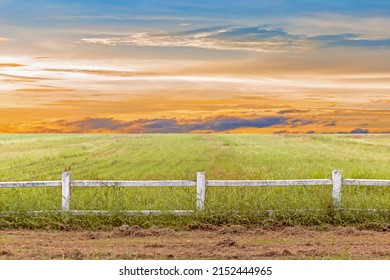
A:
[[0, 181, 61, 188], [206, 179, 333, 187], [0, 170, 389, 215], [342, 179, 390, 186], [71, 180, 197, 187]]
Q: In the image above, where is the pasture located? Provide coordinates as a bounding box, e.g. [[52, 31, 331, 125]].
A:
[[0, 134, 389, 229]]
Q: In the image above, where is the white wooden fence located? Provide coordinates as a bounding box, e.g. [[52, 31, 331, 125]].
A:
[[0, 170, 389, 215]]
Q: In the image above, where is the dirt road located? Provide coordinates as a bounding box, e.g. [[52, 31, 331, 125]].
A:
[[1, 225, 390, 259]]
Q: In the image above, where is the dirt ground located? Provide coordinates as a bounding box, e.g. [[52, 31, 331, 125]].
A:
[[1, 225, 390, 260]]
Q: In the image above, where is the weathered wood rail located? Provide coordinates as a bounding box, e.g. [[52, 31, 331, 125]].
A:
[[0, 170, 389, 215]]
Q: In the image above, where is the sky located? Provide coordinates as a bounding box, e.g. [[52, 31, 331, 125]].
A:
[[0, 0, 389, 133]]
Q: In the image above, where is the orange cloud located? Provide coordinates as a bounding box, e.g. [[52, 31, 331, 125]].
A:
[[0, 53, 389, 134], [45, 68, 160, 77], [0, 63, 24, 67], [0, 92, 388, 133]]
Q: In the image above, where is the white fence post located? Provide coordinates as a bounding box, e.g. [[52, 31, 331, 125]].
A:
[[197, 172, 206, 211], [332, 170, 342, 208], [62, 172, 71, 211]]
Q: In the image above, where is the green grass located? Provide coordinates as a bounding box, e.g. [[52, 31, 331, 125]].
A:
[[0, 134, 389, 229]]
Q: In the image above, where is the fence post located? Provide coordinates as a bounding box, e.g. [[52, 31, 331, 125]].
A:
[[332, 170, 342, 208], [197, 172, 206, 211], [62, 172, 71, 211]]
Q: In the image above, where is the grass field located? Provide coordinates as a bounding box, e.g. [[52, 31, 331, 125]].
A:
[[0, 134, 389, 229]]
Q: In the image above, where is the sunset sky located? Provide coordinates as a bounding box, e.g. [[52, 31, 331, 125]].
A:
[[0, 0, 389, 133]]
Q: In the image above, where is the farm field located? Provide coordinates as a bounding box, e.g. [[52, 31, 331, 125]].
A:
[[0, 134, 389, 228], [0, 134, 389, 260], [0, 133, 389, 182]]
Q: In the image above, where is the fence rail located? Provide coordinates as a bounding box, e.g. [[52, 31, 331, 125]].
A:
[[71, 180, 197, 187], [0, 170, 389, 215], [206, 179, 333, 187], [342, 179, 390, 186], [0, 181, 61, 188]]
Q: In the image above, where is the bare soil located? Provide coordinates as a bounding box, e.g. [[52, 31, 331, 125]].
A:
[[1, 225, 390, 260]]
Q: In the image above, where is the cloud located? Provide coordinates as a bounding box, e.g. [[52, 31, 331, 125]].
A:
[[311, 33, 390, 48], [0, 73, 51, 81], [288, 119, 315, 127], [0, 63, 24, 67], [212, 26, 293, 40], [311, 34, 358, 41], [277, 109, 309, 114], [53, 118, 141, 132], [80, 25, 308, 53], [273, 130, 288, 134], [350, 128, 369, 134], [337, 128, 371, 134], [41, 116, 288, 133], [80, 22, 390, 53], [45, 68, 159, 77], [143, 116, 288, 132], [0, 36, 8, 42]]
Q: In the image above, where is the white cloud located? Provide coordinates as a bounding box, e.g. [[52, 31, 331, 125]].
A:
[[80, 26, 308, 53]]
